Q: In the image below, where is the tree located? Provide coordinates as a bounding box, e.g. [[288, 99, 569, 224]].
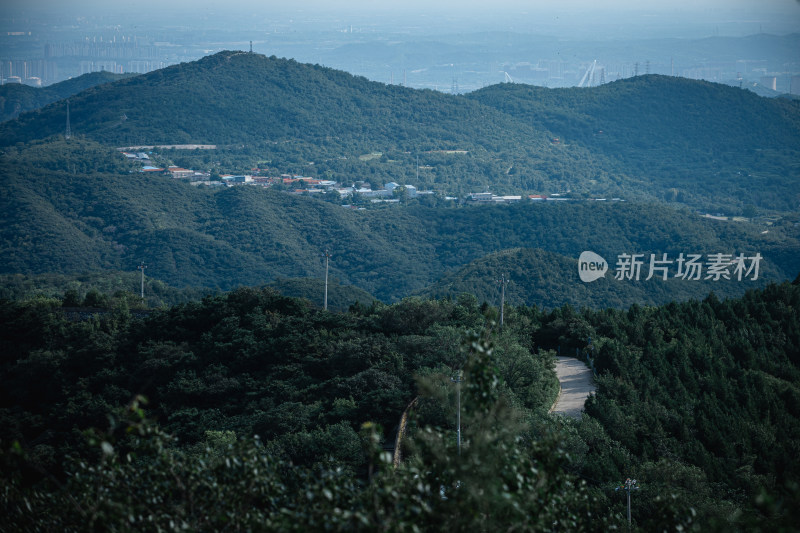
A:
[[82, 288, 110, 308]]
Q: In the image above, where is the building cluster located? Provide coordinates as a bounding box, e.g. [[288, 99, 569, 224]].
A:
[[211, 174, 436, 202], [124, 152, 435, 201], [0, 58, 51, 87], [245, 176, 435, 202], [465, 192, 624, 204], [123, 151, 622, 206], [466, 192, 571, 203]]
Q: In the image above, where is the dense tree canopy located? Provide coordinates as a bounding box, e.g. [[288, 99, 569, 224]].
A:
[[1, 281, 799, 530]]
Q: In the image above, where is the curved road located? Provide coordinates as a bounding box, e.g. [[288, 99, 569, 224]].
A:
[[550, 356, 596, 418]]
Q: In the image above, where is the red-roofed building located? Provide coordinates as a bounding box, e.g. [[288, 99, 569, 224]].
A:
[[168, 166, 194, 179]]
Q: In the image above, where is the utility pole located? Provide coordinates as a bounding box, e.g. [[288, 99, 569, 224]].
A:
[[497, 274, 509, 327], [137, 262, 147, 300], [450, 370, 462, 456], [616, 478, 640, 531], [323, 249, 331, 310], [65, 99, 71, 140]]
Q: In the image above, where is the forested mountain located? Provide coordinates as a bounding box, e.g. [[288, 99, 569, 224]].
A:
[[469, 76, 800, 213], [581, 281, 800, 530], [0, 51, 534, 150], [2, 138, 797, 307], [0, 71, 135, 123], [2, 282, 799, 530], [0, 51, 797, 214]]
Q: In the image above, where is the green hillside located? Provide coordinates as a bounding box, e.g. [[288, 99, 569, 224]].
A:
[[0, 51, 537, 151], [1, 51, 797, 214], [0, 271, 212, 308], [416, 247, 778, 309], [469, 76, 800, 213], [0, 71, 135, 123], [2, 138, 797, 307]]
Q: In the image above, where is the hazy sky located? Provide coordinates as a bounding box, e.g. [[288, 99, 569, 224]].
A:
[[3, 0, 799, 41], [4, 0, 800, 13]]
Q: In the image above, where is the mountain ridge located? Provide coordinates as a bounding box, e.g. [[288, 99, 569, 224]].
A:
[[1, 51, 797, 213]]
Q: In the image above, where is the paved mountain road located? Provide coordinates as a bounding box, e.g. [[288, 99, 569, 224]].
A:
[[550, 356, 596, 418]]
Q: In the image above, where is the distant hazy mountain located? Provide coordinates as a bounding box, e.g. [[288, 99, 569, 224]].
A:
[[0, 71, 136, 123]]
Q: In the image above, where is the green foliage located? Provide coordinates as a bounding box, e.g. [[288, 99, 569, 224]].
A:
[[0, 334, 608, 532], [573, 281, 800, 530], [417, 246, 791, 310], [0, 288, 548, 479], [0, 271, 212, 308], [2, 398, 303, 531], [2, 282, 799, 530], [267, 276, 376, 312]]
